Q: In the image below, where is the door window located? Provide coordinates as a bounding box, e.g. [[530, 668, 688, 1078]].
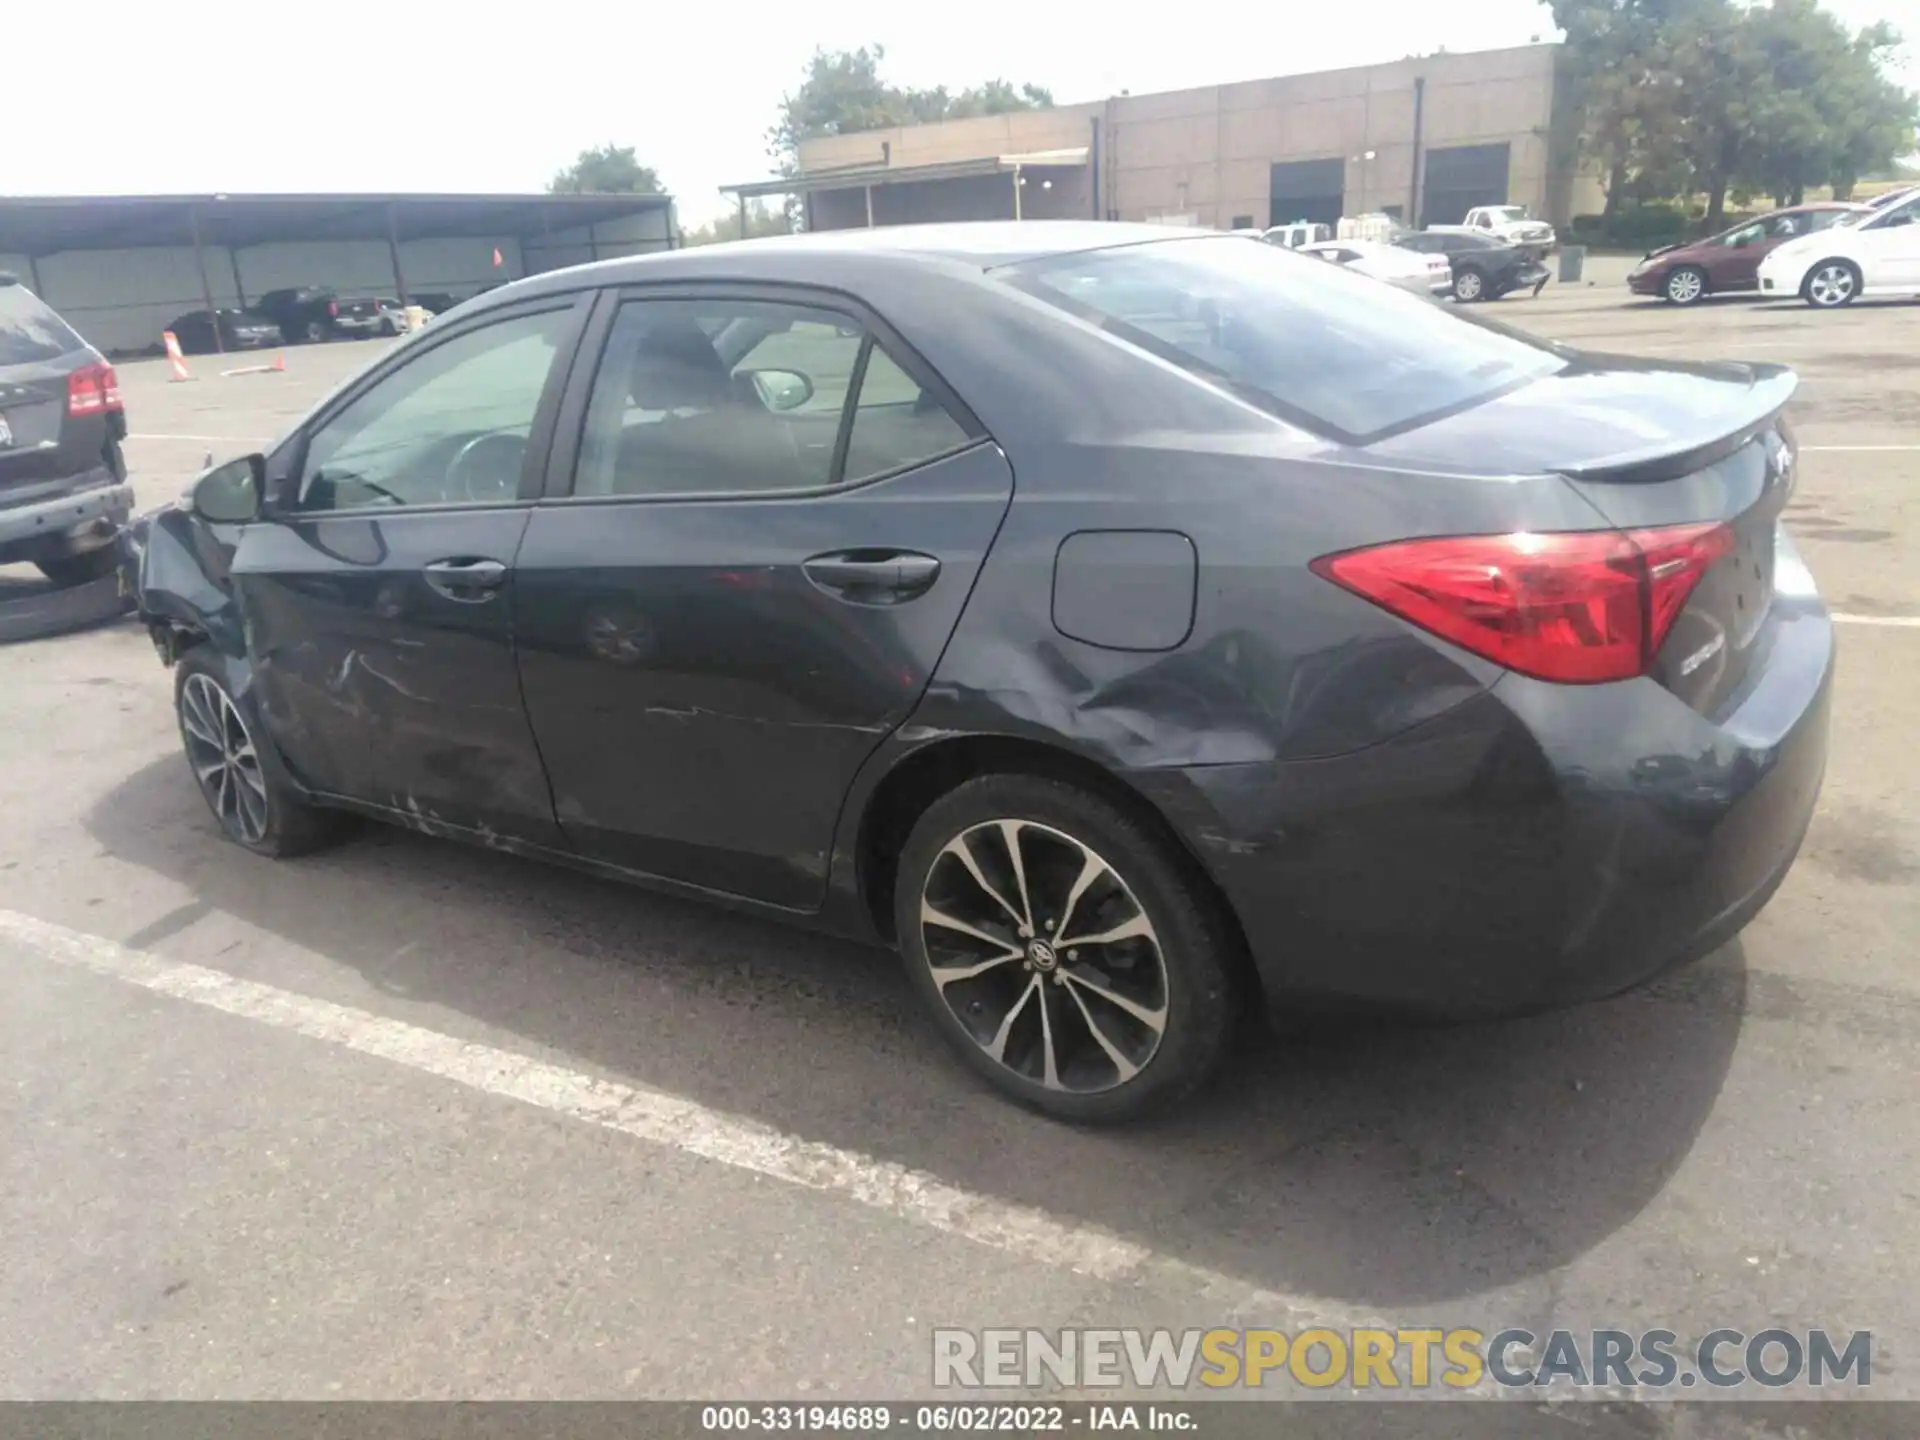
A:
[[296, 308, 569, 512], [573, 297, 971, 498], [843, 346, 971, 482]]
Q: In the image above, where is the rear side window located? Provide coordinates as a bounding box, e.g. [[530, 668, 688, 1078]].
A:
[[0, 285, 87, 366], [1004, 236, 1565, 444]]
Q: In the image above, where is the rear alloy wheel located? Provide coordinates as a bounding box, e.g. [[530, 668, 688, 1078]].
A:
[[175, 651, 345, 858], [896, 775, 1235, 1123], [1452, 267, 1486, 302], [1805, 261, 1859, 309], [303, 320, 328, 343], [1664, 266, 1708, 305]]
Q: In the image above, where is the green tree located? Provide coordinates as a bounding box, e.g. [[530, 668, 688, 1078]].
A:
[[680, 201, 791, 247], [1549, 0, 1725, 218], [767, 45, 1054, 178], [548, 143, 663, 195]]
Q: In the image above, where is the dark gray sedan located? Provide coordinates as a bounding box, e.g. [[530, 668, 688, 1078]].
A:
[[134, 222, 1831, 1123]]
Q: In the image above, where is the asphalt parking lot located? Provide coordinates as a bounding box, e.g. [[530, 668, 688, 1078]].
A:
[[2, 266, 1916, 1426]]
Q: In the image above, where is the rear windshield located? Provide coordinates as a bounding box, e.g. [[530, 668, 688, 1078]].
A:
[[0, 284, 87, 366], [1002, 236, 1565, 444]]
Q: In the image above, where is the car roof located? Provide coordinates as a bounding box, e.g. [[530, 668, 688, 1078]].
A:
[[496, 221, 1219, 304]]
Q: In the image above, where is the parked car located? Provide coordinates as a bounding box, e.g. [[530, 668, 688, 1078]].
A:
[[135, 223, 1830, 1122], [253, 287, 340, 344], [334, 297, 406, 338], [410, 293, 463, 316], [1262, 221, 1333, 249], [0, 275, 132, 586], [1759, 190, 1920, 307], [1628, 204, 1868, 305], [166, 309, 284, 355], [1395, 230, 1550, 301], [1447, 205, 1558, 252], [1299, 237, 1451, 296]]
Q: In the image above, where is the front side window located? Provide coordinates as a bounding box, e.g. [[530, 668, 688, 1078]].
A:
[[1004, 235, 1565, 444], [572, 298, 971, 499], [1807, 209, 1853, 231], [1867, 195, 1920, 230], [298, 308, 569, 512]]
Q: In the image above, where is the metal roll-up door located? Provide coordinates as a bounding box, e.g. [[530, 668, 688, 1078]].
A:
[[1269, 158, 1345, 229]]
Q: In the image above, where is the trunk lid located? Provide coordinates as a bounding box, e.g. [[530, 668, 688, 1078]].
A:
[[1365, 355, 1799, 715]]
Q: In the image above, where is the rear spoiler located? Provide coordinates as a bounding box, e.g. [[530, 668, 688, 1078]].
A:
[[1554, 366, 1797, 484]]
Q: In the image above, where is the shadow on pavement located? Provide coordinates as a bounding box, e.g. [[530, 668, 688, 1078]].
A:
[[87, 752, 1743, 1315]]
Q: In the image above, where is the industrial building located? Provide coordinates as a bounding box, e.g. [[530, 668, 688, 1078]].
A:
[[0, 193, 674, 356], [725, 44, 1603, 235]]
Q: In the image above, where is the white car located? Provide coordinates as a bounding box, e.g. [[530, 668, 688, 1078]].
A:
[[1757, 190, 1920, 307], [1263, 221, 1334, 249], [1298, 239, 1452, 296], [1440, 205, 1558, 252]]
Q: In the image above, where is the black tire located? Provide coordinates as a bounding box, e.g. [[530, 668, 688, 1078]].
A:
[[1803, 259, 1860, 309], [894, 774, 1236, 1123], [1451, 266, 1487, 302], [173, 648, 348, 858], [1664, 265, 1708, 305], [35, 547, 121, 588]]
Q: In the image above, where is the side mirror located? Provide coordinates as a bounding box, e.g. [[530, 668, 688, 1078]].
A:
[[744, 368, 815, 413], [190, 454, 266, 523]]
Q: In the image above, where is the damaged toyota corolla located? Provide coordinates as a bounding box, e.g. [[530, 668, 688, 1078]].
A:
[[134, 223, 1832, 1123]]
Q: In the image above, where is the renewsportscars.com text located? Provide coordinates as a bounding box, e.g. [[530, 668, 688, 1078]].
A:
[[933, 1327, 1872, 1392]]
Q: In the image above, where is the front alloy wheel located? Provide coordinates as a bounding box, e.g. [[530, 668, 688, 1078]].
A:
[[180, 671, 270, 845], [896, 776, 1235, 1122], [1665, 266, 1707, 305], [1805, 262, 1858, 308], [1452, 268, 1485, 302]]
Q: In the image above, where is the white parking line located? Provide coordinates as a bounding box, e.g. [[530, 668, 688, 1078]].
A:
[[1832, 614, 1920, 628], [0, 906, 1382, 1338]]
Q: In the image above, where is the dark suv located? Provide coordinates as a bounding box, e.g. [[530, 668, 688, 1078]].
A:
[[253, 287, 340, 344], [0, 276, 131, 585]]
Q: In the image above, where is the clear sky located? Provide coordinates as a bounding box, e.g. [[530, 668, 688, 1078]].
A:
[[7, 0, 1912, 223]]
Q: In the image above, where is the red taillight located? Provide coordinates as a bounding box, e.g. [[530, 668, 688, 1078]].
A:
[[328, 300, 339, 317], [66, 361, 123, 417], [1310, 522, 1735, 684]]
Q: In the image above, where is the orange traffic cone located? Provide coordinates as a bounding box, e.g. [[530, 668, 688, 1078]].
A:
[[272, 353, 286, 372], [162, 331, 194, 382]]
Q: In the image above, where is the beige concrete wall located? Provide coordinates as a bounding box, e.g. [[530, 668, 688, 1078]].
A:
[[798, 104, 1102, 175], [794, 45, 1572, 231]]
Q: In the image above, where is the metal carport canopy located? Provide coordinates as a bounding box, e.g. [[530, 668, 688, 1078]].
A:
[[0, 192, 674, 256]]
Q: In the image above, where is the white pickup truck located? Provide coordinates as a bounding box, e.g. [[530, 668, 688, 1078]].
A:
[[1434, 205, 1558, 253]]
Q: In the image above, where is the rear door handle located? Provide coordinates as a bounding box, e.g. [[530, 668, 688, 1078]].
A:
[[423, 557, 508, 601], [802, 550, 941, 604]]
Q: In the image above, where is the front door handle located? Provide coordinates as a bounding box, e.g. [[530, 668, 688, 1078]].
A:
[[423, 557, 508, 601], [802, 550, 941, 605]]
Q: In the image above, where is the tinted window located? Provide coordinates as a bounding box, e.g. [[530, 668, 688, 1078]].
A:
[[298, 307, 568, 511], [844, 346, 971, 482], [1807, 209, 1853, 231], [573, 298, 969, 499], [1450, 232, 1503, 251], [1398, 233, 1438, 253], [0, 284, 86, 366], [1006, 235, 1565, 443]]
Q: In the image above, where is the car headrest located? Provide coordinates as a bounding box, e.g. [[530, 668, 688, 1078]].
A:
[[627, 317, 731, 410]]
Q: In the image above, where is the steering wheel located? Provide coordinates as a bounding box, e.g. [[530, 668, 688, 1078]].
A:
[[446, 431, 527, 504]]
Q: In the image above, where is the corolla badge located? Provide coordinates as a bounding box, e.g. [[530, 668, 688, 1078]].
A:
[[1680, 631, 1727, 677]]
